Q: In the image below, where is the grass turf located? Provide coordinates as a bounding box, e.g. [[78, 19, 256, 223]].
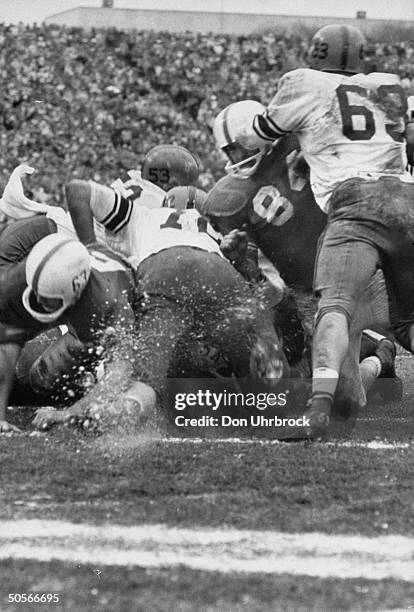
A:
[[1, 561, 414, 612]]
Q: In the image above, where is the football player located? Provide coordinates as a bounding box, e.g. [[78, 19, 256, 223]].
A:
[[164, 185, 207, 212], [141, 144, 200, 191], [110, 144, 201, 210], [0, 158, 205, 416], [210, 100, 325, 293], [406, 95, 414, 175], [207, 98, 400, 402], [0, 216, 138, 432], [64, 177, 286, 410], [231, 23, 414, 438]]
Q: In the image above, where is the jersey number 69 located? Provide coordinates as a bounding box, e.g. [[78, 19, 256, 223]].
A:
[[336, 83, 407, 142]]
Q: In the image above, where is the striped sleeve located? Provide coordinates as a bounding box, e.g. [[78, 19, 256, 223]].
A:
[[100, 190, 133, 234], [253, 110, 289, 141], [242, 69, 312, 150]]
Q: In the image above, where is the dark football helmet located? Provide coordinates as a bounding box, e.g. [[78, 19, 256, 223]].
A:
[[141, 145, 200, 190], [309, 24, 366, 74], [163, 185, 207, 211]]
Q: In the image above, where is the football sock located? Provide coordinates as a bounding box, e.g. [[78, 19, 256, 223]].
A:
[[311, 367, 339, 403]]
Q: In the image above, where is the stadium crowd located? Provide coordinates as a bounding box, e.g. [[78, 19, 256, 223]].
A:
[[0, 22, 414, 200]]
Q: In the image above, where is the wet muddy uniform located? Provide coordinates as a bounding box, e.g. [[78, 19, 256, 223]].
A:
[[205, 142, 326, 293], [87, 184, 285, 397], [0, 216, 136, 401]]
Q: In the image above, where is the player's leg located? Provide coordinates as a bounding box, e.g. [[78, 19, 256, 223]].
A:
[[0, 216, 57, 266], [133, 250, 194, 415], [359, 330, 402, 403], [191, 251, 286, 382], [309, 224, 380, 438], [347, 269, 401, 403], [134, 296, 190, 397]]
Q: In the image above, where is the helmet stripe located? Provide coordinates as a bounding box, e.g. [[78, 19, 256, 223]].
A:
[[31, 237, 73, 295], [222, 103, 234, 144], [340, 26, 350, 71], [188, 186, 195, 208]]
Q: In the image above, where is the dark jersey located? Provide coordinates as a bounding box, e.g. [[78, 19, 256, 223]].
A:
[[66, 243, 136, 344], [205, 144, 327, 292], [0, 216, 136, 345], [0, 216, 58, 340]]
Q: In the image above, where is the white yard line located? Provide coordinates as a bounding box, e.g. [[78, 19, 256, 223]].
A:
[[0, 520, 413, 581], [160, 437, 412, 449]]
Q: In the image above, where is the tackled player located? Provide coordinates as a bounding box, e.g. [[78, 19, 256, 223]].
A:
[[0, 217, 137, 432]]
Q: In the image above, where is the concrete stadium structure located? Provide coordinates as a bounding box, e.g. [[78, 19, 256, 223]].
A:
[[45, 6, 414, 36]]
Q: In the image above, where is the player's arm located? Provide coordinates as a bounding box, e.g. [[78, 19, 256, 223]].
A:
[[0, 324, 30, 432], [238, 69, 316, 150], [257, 250, 286, 305], [65, 180, 97, 245], [220, 230, 263, 283], [37, 300, 139, 431], [66, 178, 140, 245], [405, 95, 414, 170], [0, 343, 22, 432]]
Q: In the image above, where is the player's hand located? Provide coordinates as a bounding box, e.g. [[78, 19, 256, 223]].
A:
[[1, 164, 47, 215], [32, 407, 68, 430], [65, 400, 102, 433], [0, 420, 21, 433], [67, 341, 103, 367], [220, 229, 248, 263]]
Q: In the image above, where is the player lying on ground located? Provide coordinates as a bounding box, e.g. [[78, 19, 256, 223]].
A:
[[0, 217, 142, 433], [231, 23, 414, 438], [0, 144, 205, 236], [1, 168, 285, 432], [0, 156, 397, 433], [35, 175, 285, 429], [0, 148, 204, 408]]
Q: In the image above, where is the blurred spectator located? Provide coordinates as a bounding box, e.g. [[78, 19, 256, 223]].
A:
[[0, 22, 412, 201]]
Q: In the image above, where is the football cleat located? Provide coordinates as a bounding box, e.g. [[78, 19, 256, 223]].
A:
[[363, 332, 403, 403], [302, 396, 332, 441]]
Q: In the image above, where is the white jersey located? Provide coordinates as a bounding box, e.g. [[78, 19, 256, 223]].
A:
[[252, 68, 411, 211], [110, 169, 166, 209], [407, 95, 414, 176], [0, 164, 107, 242], [89, 180, 222, 266]]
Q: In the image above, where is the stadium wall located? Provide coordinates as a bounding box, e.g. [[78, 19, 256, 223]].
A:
[[44, 7, 414, 37]]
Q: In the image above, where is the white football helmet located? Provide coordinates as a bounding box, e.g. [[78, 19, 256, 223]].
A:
[[407, 95, 414, 122], [23, 234, 91, 323], [213, 100, 270, 179]]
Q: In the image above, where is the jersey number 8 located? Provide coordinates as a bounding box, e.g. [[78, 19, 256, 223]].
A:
[[252, 185, 294, 226]]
